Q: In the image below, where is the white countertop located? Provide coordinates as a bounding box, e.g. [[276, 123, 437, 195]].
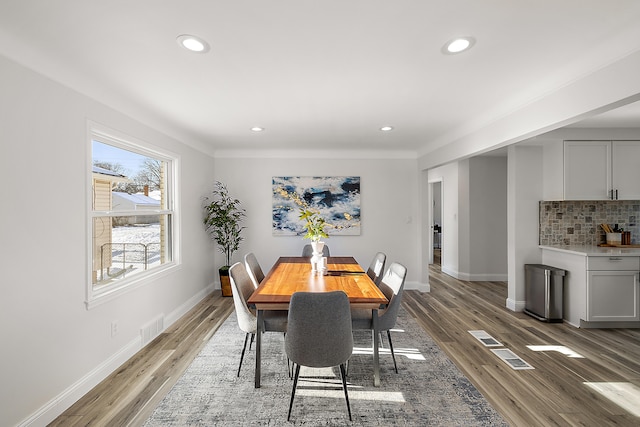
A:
[[540, 244, 640, 256]]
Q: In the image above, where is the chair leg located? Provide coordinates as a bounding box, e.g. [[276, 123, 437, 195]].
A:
[[288, 360, 295, 379], [387, 330, 398, 374], [249, 333, 255, 350], [287, 364, 301, 421], [283, 333, 293, 378], [238, 333, 252, 377], [340, 363, 352, 421]]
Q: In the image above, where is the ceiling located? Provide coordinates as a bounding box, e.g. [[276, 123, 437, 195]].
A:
[[1, 1, 640, 156]]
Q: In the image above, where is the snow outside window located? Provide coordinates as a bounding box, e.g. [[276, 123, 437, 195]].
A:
[[87, 124, 177, 308]]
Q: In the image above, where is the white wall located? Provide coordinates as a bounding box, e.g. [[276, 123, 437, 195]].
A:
[[0, 54, 217, 427], [507, 145, 544, 311], [418, 50, 640, 170], [212, 155, 424, 290], [457, 159, 471, 277], [429, 157, 508, 282], [419, 51, 640, 314], [468, 156, 508, 280]]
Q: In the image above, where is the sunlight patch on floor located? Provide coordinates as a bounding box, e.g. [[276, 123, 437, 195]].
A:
[[527, 345, 584, 358], [352, 346, 425, 360], [294, 367, 407, 402], [296, 388, 406, 402], [584, 382, 640, 417], [299, 366, 339, 377]]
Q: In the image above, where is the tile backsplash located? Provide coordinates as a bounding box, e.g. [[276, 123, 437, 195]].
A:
[[539, 200, 640, 246]]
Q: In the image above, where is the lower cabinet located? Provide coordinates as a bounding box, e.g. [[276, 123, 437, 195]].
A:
[[587, 270, 640, 321], [586, 256, 640, 322]]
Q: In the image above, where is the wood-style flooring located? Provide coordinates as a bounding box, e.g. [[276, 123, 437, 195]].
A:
[[51, 264, 640, 426], [405, 263, 640, 426], [49, 295, 234, 427]]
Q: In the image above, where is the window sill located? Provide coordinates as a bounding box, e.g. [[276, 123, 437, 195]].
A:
[[86, 262, 180, 310]]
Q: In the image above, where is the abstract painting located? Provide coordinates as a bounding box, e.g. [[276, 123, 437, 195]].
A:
[[272, 176, 361, 236]]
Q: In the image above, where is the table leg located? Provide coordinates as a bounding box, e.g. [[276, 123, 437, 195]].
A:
[[372, 308, 380, 387], [255, 309, 263, 388]]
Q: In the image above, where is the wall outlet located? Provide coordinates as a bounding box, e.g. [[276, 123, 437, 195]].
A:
[[111, 320, 118, 337]]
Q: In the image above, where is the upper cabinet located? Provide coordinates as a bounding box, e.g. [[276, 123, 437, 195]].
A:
[[612, 141, 640, 200], [564, 140, 640, 200]]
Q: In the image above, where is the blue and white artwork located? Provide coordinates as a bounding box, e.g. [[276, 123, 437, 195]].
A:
[[272, 176, 361, 236]]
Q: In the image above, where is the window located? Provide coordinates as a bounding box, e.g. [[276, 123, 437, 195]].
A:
[[87, 123, 178, 307]]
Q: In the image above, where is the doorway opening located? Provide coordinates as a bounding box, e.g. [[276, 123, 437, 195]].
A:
[[431, 181, 442, 266]]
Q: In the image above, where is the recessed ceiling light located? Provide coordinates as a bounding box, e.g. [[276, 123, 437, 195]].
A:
[[380, 126, 394, 132], [442, 36, 476, 55], [250, 127, 265, 132], [176, 34, 210, 53]]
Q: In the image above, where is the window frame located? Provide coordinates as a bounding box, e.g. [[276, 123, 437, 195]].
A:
[[86, 122, 180, 309]]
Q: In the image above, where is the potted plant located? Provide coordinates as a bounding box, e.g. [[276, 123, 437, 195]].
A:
[[203, 181, 246, 296], [299, 207, 329, 249], [299, 207, 332, 271]]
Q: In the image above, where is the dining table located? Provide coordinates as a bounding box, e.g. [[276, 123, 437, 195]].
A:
[[247, 256, 389, 388]]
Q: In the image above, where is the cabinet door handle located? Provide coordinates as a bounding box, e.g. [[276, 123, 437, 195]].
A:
[[609, 257, 623, 261], [615, 189, 618, 200]]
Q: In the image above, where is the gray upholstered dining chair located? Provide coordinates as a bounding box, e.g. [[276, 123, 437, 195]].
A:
[[351, 262, 407, 374], [366, 252, 386, 287], [244, 252, 265, 289], [285, 291, 353, 421], [301, 244, 330, 257], [229, 262, 288, 377]]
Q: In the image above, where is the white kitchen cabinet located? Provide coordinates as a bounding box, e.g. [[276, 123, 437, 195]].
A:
[[587, 271, 639, 321], [564, 140, 640, 200], [586, 256, 640, 322], [612, 141, 640, 200]]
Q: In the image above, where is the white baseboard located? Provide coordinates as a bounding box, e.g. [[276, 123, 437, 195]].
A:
[[460, 273, 508, 282], [506, 297, 526, 312], [19, 283, 215, 427], [441, 267, 507, 282], [441, 265, 458, 278], [17, 337, 141, 427], [405, 280, 430, 292]]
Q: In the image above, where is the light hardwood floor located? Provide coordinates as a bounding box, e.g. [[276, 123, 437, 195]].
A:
[[406, 264, 640, 426], [50, 295, 235, 427], [51, 264, 640, 426]]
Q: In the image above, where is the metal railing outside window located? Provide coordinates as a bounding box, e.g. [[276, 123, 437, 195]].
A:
[[98, 242, 161, 282]]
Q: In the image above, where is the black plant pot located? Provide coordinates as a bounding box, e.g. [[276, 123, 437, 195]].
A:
[[219, 266, 232, 297]]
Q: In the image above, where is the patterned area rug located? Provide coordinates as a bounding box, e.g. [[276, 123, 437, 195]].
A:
[[144, 308, 507, 426]]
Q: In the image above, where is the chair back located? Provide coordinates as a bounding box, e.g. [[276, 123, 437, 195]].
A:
[[366, 252, 386, 286], [301, 244, 330, 257], [244, 252, 264, 288], [285, 291, 353, 368], [229, 262, 257, 334], [377, 262, 407, 331]]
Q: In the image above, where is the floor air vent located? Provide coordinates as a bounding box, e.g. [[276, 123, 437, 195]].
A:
[[468, 330, 502, 347], [141, 314, 165, 346], [491, 348, 534, 370]]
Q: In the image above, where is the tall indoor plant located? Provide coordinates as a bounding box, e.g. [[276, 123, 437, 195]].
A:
[[203, 181, 246, 296]]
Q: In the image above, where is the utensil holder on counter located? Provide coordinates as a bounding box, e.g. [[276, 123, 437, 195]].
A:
[[606, 232, 622, 245]]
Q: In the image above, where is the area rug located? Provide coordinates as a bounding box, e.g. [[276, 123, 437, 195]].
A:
[[144, 308, 507, 426]]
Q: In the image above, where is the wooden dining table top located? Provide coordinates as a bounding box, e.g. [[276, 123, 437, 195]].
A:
[[247, 256, 388, 310]]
